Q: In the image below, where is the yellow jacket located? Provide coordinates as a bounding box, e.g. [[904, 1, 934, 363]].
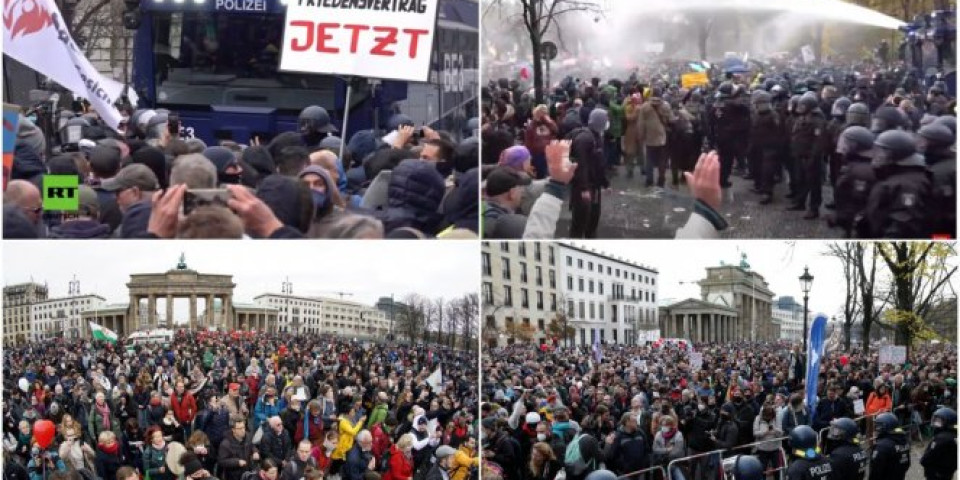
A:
[[451, 446, 479, 480], [333, 417, 364, 460]]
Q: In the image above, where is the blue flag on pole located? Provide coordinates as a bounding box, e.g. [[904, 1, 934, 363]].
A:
[[805, 314, 828, 424]]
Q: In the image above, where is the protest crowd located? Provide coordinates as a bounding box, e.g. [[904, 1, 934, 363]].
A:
[[480, 341, 957, 480], [479, 58, 956, 239], [3, 105, 480, 239], [2, 331, 480, 480]]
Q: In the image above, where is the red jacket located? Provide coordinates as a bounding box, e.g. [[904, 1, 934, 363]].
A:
[[245, 377, 260, 408], [371, 423, 392, 460], [170, 391, 197, 423], [382, 445, 413, 480]]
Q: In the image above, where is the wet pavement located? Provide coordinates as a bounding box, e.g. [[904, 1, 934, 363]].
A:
[[553, 165, 845, 239]]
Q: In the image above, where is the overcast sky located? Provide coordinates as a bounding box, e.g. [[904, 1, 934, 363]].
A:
[[3, 242, 478, 315], [562, 241, 958, 320]]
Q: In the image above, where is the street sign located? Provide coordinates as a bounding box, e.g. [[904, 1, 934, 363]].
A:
[[279, 0, 439, 82], [541, 41, 558, 61]]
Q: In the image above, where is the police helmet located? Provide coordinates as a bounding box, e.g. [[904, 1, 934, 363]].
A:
[[917, 123, 955, 154], [770, 84, 786, 97], [933, 115, 957, 136], [717, 82, 735, 99], [805, 77, 820, 92], [797, 92, 819, 114], [763, 79, 776, 91], [788, 95, 802, 114], [871, 106, 905, 134], [931, 408, 957, 431], [827, 417, 860, 443], [584, 470, 616, 480], [59, 117, 91, 150], [831, 97, 852, 117], [722, 455, 765, 480], [837, 126, 875, 156], [821, 74, 835, 86], [846, 103, 871, 127], [751, 90, 772, 105], [298, 105, 338, 135], [789, 425, 819, 458], [930, 81, 947, 96], [875, 412, 902, 436]]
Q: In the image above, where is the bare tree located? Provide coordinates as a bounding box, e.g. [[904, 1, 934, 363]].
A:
[[827, 242, 863, 350], [397, 293, 428, 344], [434, 297, 445, 346], [492, 0, 603, 103], [458, 292, 478, 352], [854, 243, 891, 354], [876, 242, 957, 357]]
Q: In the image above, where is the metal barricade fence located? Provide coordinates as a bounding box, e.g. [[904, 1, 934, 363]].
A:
[[665, 449, 725, 480], [725, 437, 789, 480], [616, 465, 667, 480]]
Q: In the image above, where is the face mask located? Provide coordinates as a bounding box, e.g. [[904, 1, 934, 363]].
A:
[[536, 433, 546, 441], [220, 173, 242, 185], [324, 442, 336, 451], [698, 404, 706, 412], [311, 190, 329, 212], [661, 426, 670, 433]]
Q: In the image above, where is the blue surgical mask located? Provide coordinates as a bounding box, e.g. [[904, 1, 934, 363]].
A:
[[312, 190, 329, 212]]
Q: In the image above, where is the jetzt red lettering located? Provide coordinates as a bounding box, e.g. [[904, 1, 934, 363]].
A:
[[290, 21, 314, 51], [343, 24, 370, 53], [371, 26, 397, 57], [316, 22, 339, 53], [402, 28, 428, 58]]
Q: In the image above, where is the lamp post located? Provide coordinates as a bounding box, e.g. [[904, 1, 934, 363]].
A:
[[799, 266, 814, 353]]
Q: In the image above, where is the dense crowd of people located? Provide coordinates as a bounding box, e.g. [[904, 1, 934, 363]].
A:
[[479, 341, 957, 480], [480, 61, 956, 239], [4, 106, 479, 239], [2, 332, 480, 480]]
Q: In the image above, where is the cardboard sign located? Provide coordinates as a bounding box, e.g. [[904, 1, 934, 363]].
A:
[[879, 345, 906, 365], [681, 71, 709, 89], [689, 352, 703, 371], [280, 0, 439, 82], [853, 399, 865, 415]]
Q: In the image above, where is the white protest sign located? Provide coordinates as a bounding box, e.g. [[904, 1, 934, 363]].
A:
[[280, 0, 439, 82], [879, 345, 906, 365], [853, 399, 865, 415], [3, 0, 124, 129], [689, 352, 703, 371], [801, 45, 815, 64]]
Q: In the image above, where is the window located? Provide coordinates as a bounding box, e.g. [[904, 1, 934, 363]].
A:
[[616, 269, 621, 277], [645, 291, 650, 302], [535, 266, 543, 286], [537, 291, 544, 310], [600, 329, 605, 342], [549, 247, 555, 265], [521, 289, 529, 308], [589, 261, 593, 271], [578, 259, 584, 269], [551, 294, 557, 311], [599, 282, 604, 295], [632, 288, 637, 299], [518, 243, 527, 256], [578, 278, 584, 292], [567, 256, 573, 266], [568, 300, 575, 318], [567, 276, 574, 290], [613, 329, 618, 343], [534, 243, 542, 261], [483, 283, 494, 305], [520, 262, 528, 283], [549, 270, 556, 288], [599, 306, 604, 320], [581, 328, 586, 345], [538, 319, 545, 330], [607, 266, 611, 275], [502, 258, 511, 280], [589, 280, 594, 294], [652, 278, 656, 286], [500, 243, 509, 252], [652, 293, 656, 302], [578, 301, 585, 318], [503, 287, 513, 307], [482, 253, 491, 276], [612, 305, 618, 323], [589, 302, 595, 319]]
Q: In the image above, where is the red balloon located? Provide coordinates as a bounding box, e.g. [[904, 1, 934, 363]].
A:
[[33, 419, 55, 449]]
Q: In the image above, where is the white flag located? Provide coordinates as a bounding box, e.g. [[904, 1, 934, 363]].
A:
[[800, 45, 815, 64], [426, 366, 443, 393], [3, 0, 124, 129]]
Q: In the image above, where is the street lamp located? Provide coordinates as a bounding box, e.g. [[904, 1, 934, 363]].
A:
[[799, 266, 814, 353]]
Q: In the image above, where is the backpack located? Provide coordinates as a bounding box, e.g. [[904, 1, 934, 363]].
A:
[[563, 433, 594, 477]]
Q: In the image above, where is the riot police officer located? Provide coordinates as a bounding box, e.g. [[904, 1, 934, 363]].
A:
[[920, 407, 957, 480], [826, 97, 852, 189], [827, 417, 867, 480], [869, 413, 911, 480], [844, 103, 871, 129], [786, 92, 826, 219], [863, 130, 934, 238], [786, 425, 832, 480], [710, 82, 751, 187], [721, 455, 765, 480], [917, 123, 956, 237], [298, 105, 338, 148], [871, 106, 906, 134], [831, 126, 877, 238], [749, 91, 785, 204]]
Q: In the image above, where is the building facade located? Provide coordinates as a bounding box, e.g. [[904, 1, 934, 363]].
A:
[[699, 262, 778, 341], [253, 295, 389, 339], [556, 243, 659, 346], [3, 283, 49, 347], [32, 295, 106, 341], [659, 298, 740, 342], [773, 296, 804, 342], [481, 241, 559, 347]]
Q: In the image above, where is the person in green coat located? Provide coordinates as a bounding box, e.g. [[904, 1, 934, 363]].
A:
[[366, 392, 390, 428], [602, 85, 625, 174]]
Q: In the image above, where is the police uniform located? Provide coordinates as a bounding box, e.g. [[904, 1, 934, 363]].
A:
[[712, 96, 751, 186], [786, 456, 833, 480], [788, 109, 827, 215], [833, 155, 876, 237], [926, 151, 956, 237], [920, 429, 957, 480], [868, 432, 911, 480], [863, 158, 934, 238], [750, 108, 785, 198], [827, 442, 867, 480]]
